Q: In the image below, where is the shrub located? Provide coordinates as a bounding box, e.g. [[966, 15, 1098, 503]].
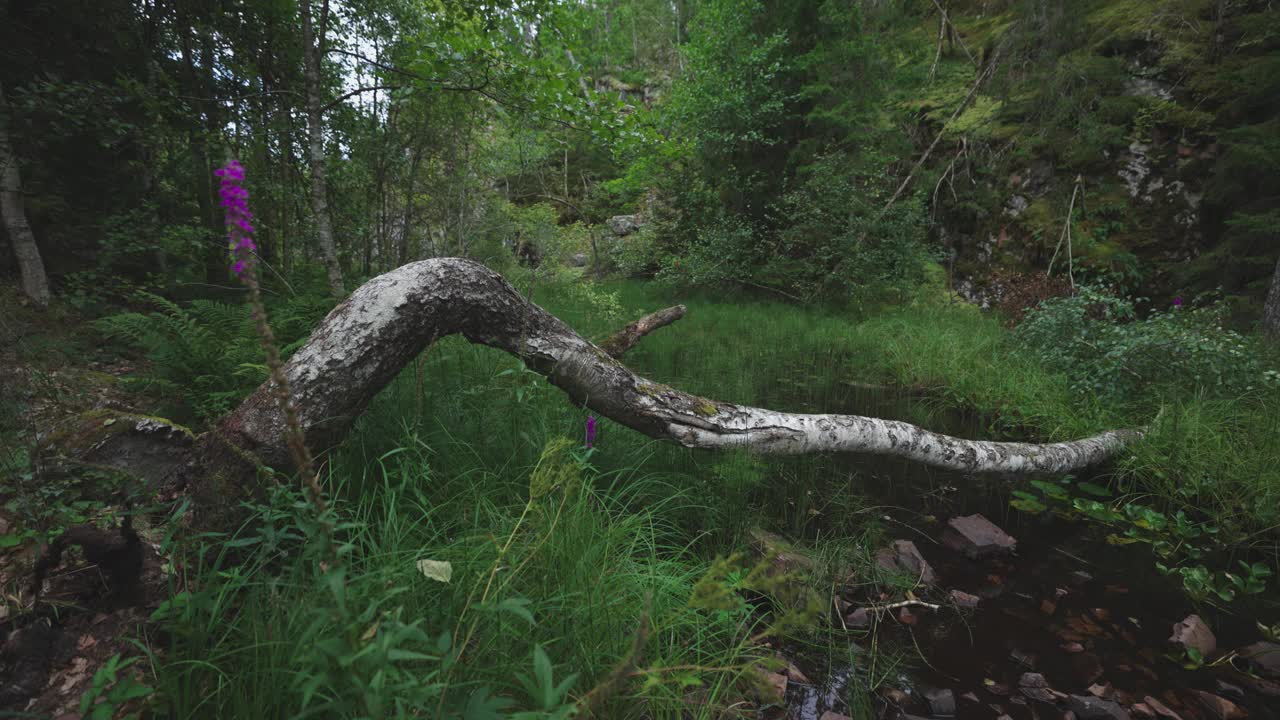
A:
[[1014, 286, 1280, 399]]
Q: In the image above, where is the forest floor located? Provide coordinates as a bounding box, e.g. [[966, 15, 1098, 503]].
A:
[[2, 280, 1278, 719]]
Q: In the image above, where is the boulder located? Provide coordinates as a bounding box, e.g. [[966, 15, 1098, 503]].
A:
[[875, 540, 937, 585], [569, 252, 588, 267], [606, 214, 642, 236], [1168, 615, 1216, 658], [942, 514, 1017, 559]]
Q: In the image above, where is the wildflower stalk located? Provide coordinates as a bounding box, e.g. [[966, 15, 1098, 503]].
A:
[[215, 160, 336, 565]]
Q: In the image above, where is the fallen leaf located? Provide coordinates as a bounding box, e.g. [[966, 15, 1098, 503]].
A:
[[416, 559, 452, 583]]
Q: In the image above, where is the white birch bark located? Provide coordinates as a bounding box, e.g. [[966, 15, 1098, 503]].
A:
[[301, 0, 345, 298], [0, 82, 51, 306], [219, 258, 1140, 474]]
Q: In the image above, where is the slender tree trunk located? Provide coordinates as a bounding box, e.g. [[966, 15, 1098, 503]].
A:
[[301, 0, 345, 297], [1264, 254, 1280, 341], [398, 144, 422, 266], [177, 16, 221, 284], [0, 82, 51, 306]]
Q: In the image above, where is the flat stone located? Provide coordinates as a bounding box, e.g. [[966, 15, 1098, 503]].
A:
[[1068, 694, 1131, 720], [1192, 691, 1247, 720], [1239, 641, 1280, 678], [759, 670, 787, 699], [950, 589, 980, 609], [942, 514, 1018, 559], [1236, 673, 1280, 697], [1131, 704, 1155, 719], [1019, 673, 1049, 689], [845, 607, 872, 629], [1213, 680, 1243, 702], [1021, 687, 1056, 705], [1169, 614, 1216, 657], [876, 540, 937, 585], [923, 687, 956, 717], [1088, 683, 1114, 699], [1061, 642, 1085, 653], [1140, 696, 1182, 720]]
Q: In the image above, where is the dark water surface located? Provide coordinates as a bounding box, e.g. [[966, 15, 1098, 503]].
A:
[[768, 385, 1276, 720]]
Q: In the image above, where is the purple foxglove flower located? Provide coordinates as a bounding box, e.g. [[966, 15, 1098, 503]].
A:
[[586, 415, 597, 448], [215, 159, 257, 276], [1173, 296, 1183, 307]]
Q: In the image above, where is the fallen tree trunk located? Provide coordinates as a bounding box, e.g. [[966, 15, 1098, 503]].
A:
[[216, 258, 1140, 479]]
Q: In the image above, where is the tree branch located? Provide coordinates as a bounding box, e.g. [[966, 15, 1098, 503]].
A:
[[322, 85, 403, 112], [216, 258, 1141, 476], [599, 305, 686, 358]]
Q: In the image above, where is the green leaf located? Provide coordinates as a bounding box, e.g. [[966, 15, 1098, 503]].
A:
[[494, 597, 535, 626], [1076, 482, 1112, 497], [1030, 480, 1068, 500], [462, 687, 514, 720], [0, 534, 24, 548], [1011, 497, 1047, 513]]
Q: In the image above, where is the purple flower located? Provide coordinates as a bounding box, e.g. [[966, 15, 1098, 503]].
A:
[[214, 160, 257, 276], [1173, 296, 1183, 307], [585, 416, 597, 448]]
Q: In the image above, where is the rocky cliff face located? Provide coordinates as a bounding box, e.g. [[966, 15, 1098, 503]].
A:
[[930, 0, 1278, 313]]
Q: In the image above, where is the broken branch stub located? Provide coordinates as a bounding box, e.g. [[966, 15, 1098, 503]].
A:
[[599, 304, 686, 358], [215, 258, 1140, 477]]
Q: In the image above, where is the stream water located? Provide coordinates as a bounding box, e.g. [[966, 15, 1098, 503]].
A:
[[765, 383, 1278, 720]]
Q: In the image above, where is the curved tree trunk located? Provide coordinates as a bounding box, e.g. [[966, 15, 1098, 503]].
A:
[[216, 258, 1140, 478]]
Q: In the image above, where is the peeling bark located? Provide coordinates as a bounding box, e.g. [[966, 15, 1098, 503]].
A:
[[217, 258, 1140, 476]]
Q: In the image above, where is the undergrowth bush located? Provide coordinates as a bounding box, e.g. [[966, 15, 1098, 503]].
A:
[[1014, 286, 1280, 399]]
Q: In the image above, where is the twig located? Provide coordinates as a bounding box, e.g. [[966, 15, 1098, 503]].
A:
[[864, 599, 942, 613], [929, 0, 977, 66], [1048, 175, 1082, 289], [873, 40, 1004, 225]]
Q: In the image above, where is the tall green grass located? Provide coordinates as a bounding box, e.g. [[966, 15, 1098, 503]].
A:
[[141, 276, 1279, 717]]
